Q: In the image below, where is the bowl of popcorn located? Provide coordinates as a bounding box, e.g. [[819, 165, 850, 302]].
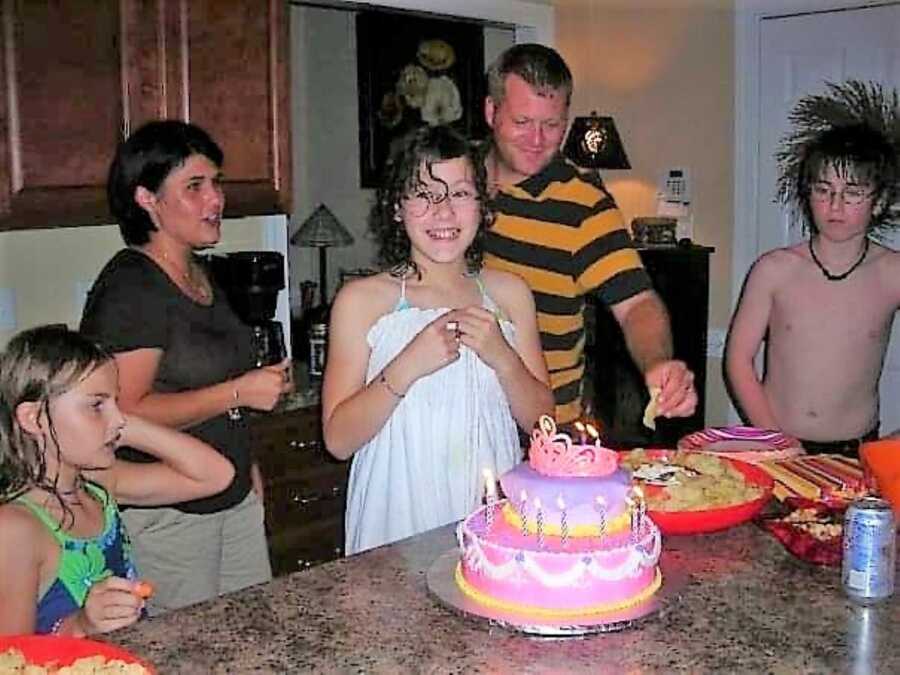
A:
[[620, 449, 775, 535]]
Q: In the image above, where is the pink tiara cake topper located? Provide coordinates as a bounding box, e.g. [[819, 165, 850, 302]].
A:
[[529, 415, 619, 477]]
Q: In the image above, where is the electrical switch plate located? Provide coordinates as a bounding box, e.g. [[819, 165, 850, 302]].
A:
[[0, 288, 17, 330]]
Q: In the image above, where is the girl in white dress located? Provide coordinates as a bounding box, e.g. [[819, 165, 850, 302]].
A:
[[323, 126, 553, 555]]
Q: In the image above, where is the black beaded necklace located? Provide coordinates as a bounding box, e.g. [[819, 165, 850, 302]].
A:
[[808, 237, 870, 281]]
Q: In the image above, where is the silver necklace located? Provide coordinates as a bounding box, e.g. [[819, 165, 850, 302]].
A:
[[159, 249, 211, 301]]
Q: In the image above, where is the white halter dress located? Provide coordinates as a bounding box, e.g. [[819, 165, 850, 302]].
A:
[[344, 276, 522, 555]]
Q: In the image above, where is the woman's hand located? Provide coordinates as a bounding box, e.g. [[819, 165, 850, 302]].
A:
[[234, 358, 293, 412], [453, 306, 516, 373], [78, 577, 145, 635]]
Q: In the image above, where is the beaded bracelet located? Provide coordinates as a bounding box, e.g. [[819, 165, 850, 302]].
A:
[[380, 371, 405, 399]]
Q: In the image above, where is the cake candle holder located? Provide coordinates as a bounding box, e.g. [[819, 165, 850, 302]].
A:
[[634, 484, 646, 534], [519, 489, 529, 537], [535, 497, 545, 549], [556, 494, 569, 547], [482, 468, 496, 530], [595, 495, 608, 538]]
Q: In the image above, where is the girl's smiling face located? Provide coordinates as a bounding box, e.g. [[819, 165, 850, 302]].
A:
[[400, 156, 481, 269], [41, 361, 126, 473]]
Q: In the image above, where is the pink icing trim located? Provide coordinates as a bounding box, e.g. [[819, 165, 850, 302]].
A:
[[529, 416, 618, 477]]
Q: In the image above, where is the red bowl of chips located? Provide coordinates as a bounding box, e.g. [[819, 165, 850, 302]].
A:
[[0, 635, 152, 672], [622, 449, 775, 535]]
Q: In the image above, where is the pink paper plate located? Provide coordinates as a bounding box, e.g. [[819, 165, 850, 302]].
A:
[[678, 426, 803, 463]]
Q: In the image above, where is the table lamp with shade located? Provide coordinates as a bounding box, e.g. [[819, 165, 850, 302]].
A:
[[562, 112, 630, 170], [290, 203, 355, 308]]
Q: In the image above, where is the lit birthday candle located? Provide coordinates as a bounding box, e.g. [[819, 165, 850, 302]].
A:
[[574, 420, 587, 444], [482, 468, 496, 530], [534, 497, 545, 549], [556, 494, 569, 546]]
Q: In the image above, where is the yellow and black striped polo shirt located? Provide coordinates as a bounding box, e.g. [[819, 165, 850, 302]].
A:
[[483, 154, 651, 424]]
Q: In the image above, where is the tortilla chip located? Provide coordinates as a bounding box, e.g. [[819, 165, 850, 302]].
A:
[[643, 387, 662, 430]]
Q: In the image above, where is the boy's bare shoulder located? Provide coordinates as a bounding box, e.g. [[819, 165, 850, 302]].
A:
[[869, 241, 900, 289], [750, 245, 806, 281]]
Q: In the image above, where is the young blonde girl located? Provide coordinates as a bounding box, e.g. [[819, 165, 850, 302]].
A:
[[0, 325, 234, 636], [323, 126, 553, 554]]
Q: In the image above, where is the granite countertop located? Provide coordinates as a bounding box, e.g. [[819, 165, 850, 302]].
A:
[[111, 523, 900, 674]]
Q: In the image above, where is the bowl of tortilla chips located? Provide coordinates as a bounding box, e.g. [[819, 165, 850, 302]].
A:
[[620, 449, 774, 535]]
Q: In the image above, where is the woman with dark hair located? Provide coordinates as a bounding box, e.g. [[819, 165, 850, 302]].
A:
[[322, 125, 552, 554], [80, 120, 291, 615]]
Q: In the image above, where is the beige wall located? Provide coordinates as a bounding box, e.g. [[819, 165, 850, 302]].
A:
[[289, 5, 514, 310], [0, 218, 271, 348], [555, 0, 735, 425]]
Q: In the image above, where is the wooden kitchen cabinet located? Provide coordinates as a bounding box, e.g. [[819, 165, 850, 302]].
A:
[[0, 0, 289, 230], [249, 405, 349, 577], [589, 245, 714, 448]]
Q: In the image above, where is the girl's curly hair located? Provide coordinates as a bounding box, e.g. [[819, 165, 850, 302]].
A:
[[369, 125, 493, 277]]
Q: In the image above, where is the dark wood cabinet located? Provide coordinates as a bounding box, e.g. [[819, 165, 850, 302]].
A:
[[249, 405, 349, 576], [0, 0, 289, 231], [589, 245, 713, 447]]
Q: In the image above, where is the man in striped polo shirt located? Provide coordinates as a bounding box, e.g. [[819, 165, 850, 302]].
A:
[[482, 43, 698, 426]]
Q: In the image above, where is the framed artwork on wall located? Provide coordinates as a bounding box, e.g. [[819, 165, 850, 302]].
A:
[[356, 10, 485, 188]]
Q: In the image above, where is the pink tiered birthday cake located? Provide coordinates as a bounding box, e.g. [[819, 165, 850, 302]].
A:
[[455, 417, 662, 619]]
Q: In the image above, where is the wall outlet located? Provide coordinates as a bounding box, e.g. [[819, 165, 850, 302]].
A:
[[0, 288, 16, 331], [706, 328, 726, 358]]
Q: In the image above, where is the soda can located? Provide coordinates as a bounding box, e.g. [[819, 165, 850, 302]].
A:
[[842, 496, 896, 604]]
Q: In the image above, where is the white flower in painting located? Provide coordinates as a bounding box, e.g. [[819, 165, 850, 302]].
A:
[[421, 76, 462, 126], [396, 64, 429, 109]]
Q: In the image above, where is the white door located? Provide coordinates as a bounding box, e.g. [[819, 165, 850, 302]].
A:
[[753, 3, 900, 434]]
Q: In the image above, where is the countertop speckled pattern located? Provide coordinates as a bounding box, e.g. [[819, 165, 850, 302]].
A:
[[112, 524, 899, 674]]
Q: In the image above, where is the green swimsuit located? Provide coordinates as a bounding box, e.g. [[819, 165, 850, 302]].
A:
[[15, 482, 138, 633]]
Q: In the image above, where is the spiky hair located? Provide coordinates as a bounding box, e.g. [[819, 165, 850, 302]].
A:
[[776, 80, 900, 238]]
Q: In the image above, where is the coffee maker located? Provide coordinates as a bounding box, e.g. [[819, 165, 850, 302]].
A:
[[209, 251, 286, 367]]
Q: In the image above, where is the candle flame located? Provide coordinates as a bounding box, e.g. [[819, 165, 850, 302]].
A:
[[574, 420, 586, 433], [556, 494, 566, 510]]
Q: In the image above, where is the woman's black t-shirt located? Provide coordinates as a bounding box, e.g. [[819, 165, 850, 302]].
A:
[[80, 248, 254, 514]]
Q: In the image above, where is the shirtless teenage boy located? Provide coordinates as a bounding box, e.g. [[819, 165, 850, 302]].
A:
[[726, 123, 900, 455]]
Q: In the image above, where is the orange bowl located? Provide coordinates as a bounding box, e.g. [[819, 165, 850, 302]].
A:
[[623, 449, 775, 535], [0, 635, 151, 671]]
